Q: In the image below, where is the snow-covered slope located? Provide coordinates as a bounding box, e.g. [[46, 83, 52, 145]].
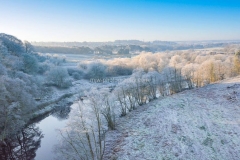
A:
[[105, 77, 240, 160]]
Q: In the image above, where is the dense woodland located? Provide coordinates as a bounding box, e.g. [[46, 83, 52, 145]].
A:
[[0, 33, 71, 140]]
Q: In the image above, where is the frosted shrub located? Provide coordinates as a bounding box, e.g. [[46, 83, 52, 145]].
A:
[[102, 97, 116, 130], [46, 67, 72, 88], [38, 62, 50, 74], [67, 68, 84, 80], [85, 62, 106, 79], [106, 65, 132, 76]]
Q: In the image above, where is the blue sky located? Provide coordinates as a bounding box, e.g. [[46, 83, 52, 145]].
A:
[[0, 0, 240, 41]]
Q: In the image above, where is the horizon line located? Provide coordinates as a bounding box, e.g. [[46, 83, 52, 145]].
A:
[[30, 39, 240, 43]]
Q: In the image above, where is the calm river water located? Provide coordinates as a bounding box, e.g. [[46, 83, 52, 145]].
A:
[[0, 104, 73, 160], [35, 115, 68, 160]]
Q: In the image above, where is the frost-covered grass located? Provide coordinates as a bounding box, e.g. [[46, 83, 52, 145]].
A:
[[105, 77, 240, 160]]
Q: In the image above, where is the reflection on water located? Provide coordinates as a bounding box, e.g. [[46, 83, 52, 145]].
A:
[[0, 125, 43, 160], [52, 105, 71, 121], [0, 105, 72, 160], [35, 113, 68, 160]]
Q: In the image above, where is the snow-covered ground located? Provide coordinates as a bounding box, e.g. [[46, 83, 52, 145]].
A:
[[104, 77, 240, 160]]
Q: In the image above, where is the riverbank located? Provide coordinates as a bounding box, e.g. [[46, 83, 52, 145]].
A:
[[104, 77, 240, 160], [26, 93, 74, 125], [4, 77, 120, 138]]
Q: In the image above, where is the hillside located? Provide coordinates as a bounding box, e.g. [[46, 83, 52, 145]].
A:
[[105, 77, 240, 160]]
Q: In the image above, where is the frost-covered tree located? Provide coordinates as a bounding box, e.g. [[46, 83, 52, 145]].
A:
[[46, 67, 71, 88], [67, 68, 84, 80], [0, 33, 24, 56], [234, 51, 240, 75], [0, 76, 37, 139], [22, 54, 39, 74], [0, 63, 7, 75], [23, 40, 35, 53], [38, 61, 51, 74], [0, 41, 9, 59], [182, 63, 198, 88], [143, 71, 162, 100], [85, 62, 106, 79], [54, 88, 108, 160]]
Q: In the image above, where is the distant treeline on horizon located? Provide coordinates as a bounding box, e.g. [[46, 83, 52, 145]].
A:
[[32, 40, 238, 55]]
